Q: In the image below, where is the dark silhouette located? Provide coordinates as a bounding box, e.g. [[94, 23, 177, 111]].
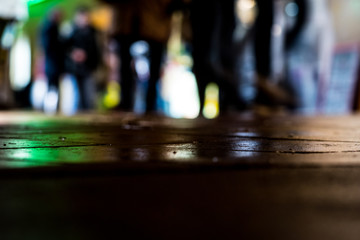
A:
[[254, 0, 307, 108], [254, 0, 273, 80], [190, 0, 244, 116], [108, 0, 177, 113], [41, 9, 64, 93], [65, 6, 99, 110]]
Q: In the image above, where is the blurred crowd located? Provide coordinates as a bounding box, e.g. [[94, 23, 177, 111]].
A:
[[41, 6, 99, 113], [2, 0, 351, 117]]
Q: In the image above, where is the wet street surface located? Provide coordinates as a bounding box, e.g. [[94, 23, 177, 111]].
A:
[[1, 111, 360, 239]]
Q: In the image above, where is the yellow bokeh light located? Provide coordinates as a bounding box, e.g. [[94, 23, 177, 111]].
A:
[[104, 81, 120, 109], [203, 82, 219, 119]]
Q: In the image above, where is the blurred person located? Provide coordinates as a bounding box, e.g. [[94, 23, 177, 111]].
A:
[[107, 0, 183, 113], [106, 0, 137, 111], [253, 0, 307, 108], [40, 8, 65, 112], [190, 0, 245, 116], [140, 0, 176, 113], [286, 0, 334, 113], [65, 6, 100, 110]]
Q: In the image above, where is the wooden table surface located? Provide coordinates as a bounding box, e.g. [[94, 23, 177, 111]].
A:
[[1, 111, 360, 239]]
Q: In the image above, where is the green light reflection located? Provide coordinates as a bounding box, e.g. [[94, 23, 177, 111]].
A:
[[2, 146, 104, 168]]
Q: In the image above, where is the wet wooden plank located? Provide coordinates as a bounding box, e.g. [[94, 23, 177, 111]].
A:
[[1, 112, 360, 170], [0, 112, 360, 239]]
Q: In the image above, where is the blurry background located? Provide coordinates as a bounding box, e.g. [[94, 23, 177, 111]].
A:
[[1, 0, 360, 118]]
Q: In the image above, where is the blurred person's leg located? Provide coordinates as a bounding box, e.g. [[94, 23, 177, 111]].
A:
[[193, 66, 208, 115], [254, 0, 295, 107], [217, 0, 246, 112], [44, 71, 60, 114], [283, 0, 308, 110], [75, 75, 86, 110], [118, 36, 135, 111], [285, 0, 308, 50], [146, 40, 164, 113], [190, 0, 218, 115], [254, 0, 273, 79], [47, 70, 60, 91], [192, 55, 212, 115], [77, 75, 95, 110]]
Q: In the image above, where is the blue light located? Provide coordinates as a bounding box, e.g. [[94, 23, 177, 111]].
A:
[[285, 2, 299, 17]]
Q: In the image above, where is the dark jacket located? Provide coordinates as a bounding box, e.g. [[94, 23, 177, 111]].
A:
[[41, 19, 64, 76], [65, 25, 99, 78]]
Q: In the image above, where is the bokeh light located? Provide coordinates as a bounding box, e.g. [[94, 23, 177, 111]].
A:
[[203, 83, 219, 119]]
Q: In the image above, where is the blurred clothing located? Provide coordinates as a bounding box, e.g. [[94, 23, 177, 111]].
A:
[[253, 0, 307, 108], [65, 19, 100, 110], [65, 24, 99, 78], [254, 0, 307, 78], [40, 10, 65, 114], [41, 13, 64, 89], [190, 0, 243, 114], [109, 0, 176, 112], [109, 0, 174, 43], [190, 0, 218, 114], [108, 1, 137, 37], [145, 40, 164, 112], [254, 0, 273, 78], [287, 0, 334, 113]]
